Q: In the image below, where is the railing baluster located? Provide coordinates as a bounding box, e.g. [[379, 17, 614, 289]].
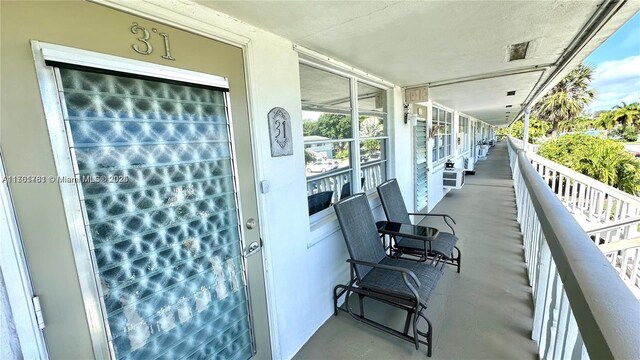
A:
[[538, 260, 558, 357], [631, 248, 639, 285], [532, 240, 552, 344], [614, 198, 622, 221], [559, 294, 580, 360], [553, 287, 571, 360]]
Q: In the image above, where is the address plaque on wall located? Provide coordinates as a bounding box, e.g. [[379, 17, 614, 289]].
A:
[[267, 107, 293, 157]]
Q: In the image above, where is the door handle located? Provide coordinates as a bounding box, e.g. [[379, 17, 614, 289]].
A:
[[245, 241, 261, 257]]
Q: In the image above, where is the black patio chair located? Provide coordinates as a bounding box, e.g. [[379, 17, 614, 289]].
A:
[[333, 193, 443, 356], [377, 179, 462, 273], [340, 177, 366, 200], [307, 191, 333, 215]]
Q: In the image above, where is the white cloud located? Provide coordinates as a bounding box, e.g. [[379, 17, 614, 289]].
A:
[[589, 55, 640, 111]]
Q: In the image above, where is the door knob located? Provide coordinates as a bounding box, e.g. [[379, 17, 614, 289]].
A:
[[245, 218, 257, 230]]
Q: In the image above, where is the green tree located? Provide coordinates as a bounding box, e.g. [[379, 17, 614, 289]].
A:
[[314, 114, 352, 139], [361, 139, 380, 154], [538, 133, 640, 195], [303, 120, 318, 136], [359, 116, 383, 137], [564, 116, 600, 132], [597, 109, 618, 131], [304, 148, 316, 164], [501, 116, 550, 143], [534, 64, 596, 138], [610, 101, 640, 130]]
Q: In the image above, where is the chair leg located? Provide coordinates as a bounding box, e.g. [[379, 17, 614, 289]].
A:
[[403, 311, 412, 335], [455, 245, 462, 274], [412, 310, 420, 350], [333, 285, 340, 316], [415, 307, 434, 357], [426, 317, 433, 357]]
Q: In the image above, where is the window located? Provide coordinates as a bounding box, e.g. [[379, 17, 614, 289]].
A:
[[432, 107, 452, 163], [459, 115, 470, 152], [357, 82, 388, 196], [300, 63, 388, 216]]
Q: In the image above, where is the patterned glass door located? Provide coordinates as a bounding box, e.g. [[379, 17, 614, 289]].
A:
[[55, 66, 255, 359]]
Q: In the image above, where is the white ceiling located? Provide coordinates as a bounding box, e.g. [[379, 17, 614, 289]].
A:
[[196, 1, 639, 126]]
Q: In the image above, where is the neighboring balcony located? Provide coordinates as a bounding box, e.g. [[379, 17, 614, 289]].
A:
[[295, 141, 640, 359]]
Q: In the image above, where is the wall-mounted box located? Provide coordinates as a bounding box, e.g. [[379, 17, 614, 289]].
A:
[[405, 86, 428, 103], [443, 168, 465, 189]]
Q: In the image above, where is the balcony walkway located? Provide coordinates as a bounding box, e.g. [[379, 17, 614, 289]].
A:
[[294, 142, 538, 359]]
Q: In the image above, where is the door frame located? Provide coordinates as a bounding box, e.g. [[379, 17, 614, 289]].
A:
[[31, 40, 263, 359], [0, 149, 50, 359]]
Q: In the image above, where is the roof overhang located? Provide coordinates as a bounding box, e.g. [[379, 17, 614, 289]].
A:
[[196, 0, 639, 126]]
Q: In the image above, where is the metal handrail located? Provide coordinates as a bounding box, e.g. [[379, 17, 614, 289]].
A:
[[584, 215, 640, 233], [508, 137, 640, 359], [598, 237, 640, 253]]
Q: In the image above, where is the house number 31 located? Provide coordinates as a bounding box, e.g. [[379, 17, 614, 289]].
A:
[[130, 22, 175, 60]]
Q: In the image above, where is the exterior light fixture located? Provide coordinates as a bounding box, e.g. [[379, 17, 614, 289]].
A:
[[403, 102, 410, 124]]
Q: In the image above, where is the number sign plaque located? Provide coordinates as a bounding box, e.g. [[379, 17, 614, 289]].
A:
[[267, 107, 293, 157]]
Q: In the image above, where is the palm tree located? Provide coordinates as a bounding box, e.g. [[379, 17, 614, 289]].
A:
[[610, 101, 640, 129], [534, 64, 596, 138], [597, 110, 618, 130]]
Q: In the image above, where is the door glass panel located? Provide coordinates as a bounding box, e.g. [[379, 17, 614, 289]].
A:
[[57, 67, 253, 359]]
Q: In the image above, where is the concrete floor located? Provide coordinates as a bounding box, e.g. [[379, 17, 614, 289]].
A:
[[293, 142, 539, 360]]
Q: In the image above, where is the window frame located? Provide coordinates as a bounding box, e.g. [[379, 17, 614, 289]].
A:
[[459, 115, 470, 153], [431, 105, 453, 164], [300, 60, 391, 222]]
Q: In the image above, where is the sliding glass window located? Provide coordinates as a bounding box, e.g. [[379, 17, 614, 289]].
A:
[[432, 106, 452, 163], [300, 63, 388, 216], [357, 82, 387, 195]]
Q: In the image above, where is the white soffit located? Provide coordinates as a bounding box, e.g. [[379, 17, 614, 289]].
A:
[[196, 1, 639, 126], [430, 72, 542, 125]]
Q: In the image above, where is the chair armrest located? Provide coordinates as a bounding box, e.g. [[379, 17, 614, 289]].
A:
[[347, 259, 421, 288], [408, 212, 456, 235], [408, 212, 456, 224]]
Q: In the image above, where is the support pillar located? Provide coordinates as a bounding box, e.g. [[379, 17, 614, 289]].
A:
[[523, 106, 531, 153]]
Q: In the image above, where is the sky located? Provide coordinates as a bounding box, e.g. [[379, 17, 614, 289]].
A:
[[584, 12, 640, 112]]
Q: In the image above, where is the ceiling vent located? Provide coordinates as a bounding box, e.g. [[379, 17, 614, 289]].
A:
[[507, 90, 516, 96], [508, 42, 530, 61]]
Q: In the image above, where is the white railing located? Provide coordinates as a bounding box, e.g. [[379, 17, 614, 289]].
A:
[[361, 161, 385, 192], [509, 137, 540, 153], [508, 138, 640, 360], [306, 162, 385, 204], [510, 137, 640, 297], [586, 217, 640, 295], [528, 152, 640, 227]]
